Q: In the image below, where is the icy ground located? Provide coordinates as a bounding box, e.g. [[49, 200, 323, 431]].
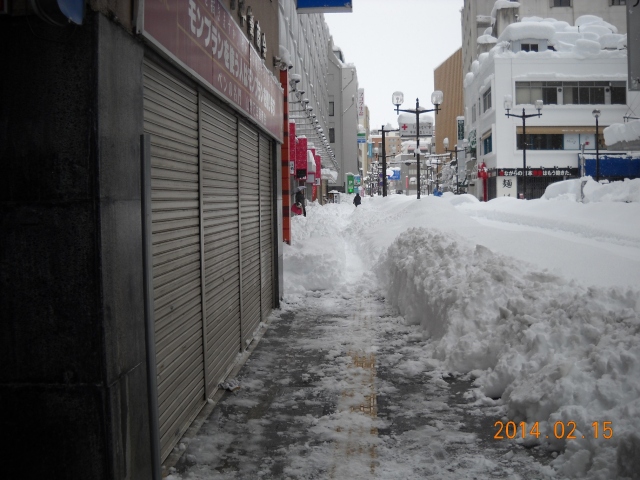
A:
[[168, 283, 556, 479], [168, 178, 640, 479]]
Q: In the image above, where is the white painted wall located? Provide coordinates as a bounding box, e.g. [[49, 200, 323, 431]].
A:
[[464, 49, 638, 200]]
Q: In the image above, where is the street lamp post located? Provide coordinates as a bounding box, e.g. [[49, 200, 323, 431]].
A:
[[443, 137, 469, 194], [371, 147, 380, 197], [392, 91, 443, 199], [381, 124, 400, 197], [592, 109, 601, 182], [504, 95, 543, 199]]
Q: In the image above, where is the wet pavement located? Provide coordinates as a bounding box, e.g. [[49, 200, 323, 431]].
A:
[[164, 287, 556, 479]]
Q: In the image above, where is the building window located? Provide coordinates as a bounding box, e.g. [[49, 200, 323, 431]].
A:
[[552, 0, 571, 6], [482, 134, 492, 154], [517, 133, 564, 150], [521, 43, 539, 52], [482, 88, 492, 113], [329, 128, 335, 143], [516, 81, 560, 105], [515, 81, 625, 105], [611, 0, 626, 5], [472, 104, 477, 123], [328, 101, 334, 116]]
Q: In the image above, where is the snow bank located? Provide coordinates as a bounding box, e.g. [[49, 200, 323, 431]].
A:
[[604, 120, 640, 145], [544, 177, 640, 203], [376, 226, 640, 479]]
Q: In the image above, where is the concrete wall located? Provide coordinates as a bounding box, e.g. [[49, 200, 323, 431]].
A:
[[0, 11, 152, 478]]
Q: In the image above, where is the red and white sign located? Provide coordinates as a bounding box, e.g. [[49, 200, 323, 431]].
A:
[[142, 0, 283, 142]]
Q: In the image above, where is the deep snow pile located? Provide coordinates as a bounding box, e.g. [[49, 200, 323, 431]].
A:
[[376, 227, 640, 478], [284, 178, 640, 479]]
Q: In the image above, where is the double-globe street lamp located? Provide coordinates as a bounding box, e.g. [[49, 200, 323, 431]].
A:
[[380, 124, 400, 197], [443, 137, 469, 194], [504, 95, 543, 199], [392, 91, 443, 199]]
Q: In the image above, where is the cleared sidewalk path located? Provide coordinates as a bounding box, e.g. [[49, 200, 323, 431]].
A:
[[166, 286, 554, 479]]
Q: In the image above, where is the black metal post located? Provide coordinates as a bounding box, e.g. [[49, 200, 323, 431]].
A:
[[522, 110, 527, 199], [415, 99, 422, 199], [380, 125, 399, 197], [455, 148, 458, 193], [595, 115, 600, 182]]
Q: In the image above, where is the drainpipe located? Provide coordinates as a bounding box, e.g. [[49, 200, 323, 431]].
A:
[[141, 134, 161, 480]]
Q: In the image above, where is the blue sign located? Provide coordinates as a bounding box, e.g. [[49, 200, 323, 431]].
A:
[[297, 0, 352, 13], [389, 169, 401, 180]]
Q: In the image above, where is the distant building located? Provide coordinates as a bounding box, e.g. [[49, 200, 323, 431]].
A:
[[464, 14, 637, 200], [328, 42, 360, 191]]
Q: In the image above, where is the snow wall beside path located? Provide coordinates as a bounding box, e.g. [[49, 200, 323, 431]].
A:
[[375, 224, 640, 479]]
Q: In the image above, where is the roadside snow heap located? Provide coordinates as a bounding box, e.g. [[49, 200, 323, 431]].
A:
[[376, 179, 640, 479]]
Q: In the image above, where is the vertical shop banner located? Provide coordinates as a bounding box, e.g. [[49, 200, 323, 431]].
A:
[[457, 116, 465, 142], [357, 88, 365, 120], [315, 154, 321, 186], [296, 136, 308, 179], [142, 0, 283, 141]]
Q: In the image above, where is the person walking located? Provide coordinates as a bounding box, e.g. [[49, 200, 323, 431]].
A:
[[353, 192, 361, 207], [294, 186, 307, 217]]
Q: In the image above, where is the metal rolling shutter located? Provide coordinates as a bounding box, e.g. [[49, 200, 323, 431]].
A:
[[259, 135, 273, 321], [200, 98, 241, 393], [143, 60, 205, 462], [239, 121, 262, 347]]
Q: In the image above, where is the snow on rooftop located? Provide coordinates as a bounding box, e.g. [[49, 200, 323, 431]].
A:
[[497, 22, 557, 43], [477, 34, 497, 45], [491, 0, 519, 19], [576, 14, 618, 33], [604, 120, 640, 146], [468, 12, 627, 86]]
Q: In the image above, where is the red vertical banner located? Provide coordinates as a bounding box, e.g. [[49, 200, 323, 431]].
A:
[[314, 154, 321, 201], [280, 70, 291, 245], [296, 136, 307, 179], [289, 121, 296, 177]]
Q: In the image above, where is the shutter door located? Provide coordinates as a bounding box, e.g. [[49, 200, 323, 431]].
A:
[[200, 98, 241, 393], [143, 59, 205, 462], [239, 121, 262, 346], [259, 135, 273, 321]]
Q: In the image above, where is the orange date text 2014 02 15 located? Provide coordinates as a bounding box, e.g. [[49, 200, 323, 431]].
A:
[[493, 421, 614, 440]]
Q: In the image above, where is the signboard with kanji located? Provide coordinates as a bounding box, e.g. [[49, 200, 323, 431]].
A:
[[142, 0, 283, 142], [357, 88, 365, 120], [496, 176, 517, 197], [399, 121, 433, 137]]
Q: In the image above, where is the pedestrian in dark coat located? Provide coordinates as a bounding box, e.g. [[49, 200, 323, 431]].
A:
[[294, 187, 306, 217], [353, 192, 361, 207]]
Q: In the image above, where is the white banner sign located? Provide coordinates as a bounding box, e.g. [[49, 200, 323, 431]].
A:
[[357, 88, 365, 120]]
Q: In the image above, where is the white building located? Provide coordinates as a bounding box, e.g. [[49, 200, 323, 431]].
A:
[[463, 10, 637, 200]]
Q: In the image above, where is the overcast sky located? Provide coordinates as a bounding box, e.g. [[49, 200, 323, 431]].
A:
[[324, 0, 465, 133]]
